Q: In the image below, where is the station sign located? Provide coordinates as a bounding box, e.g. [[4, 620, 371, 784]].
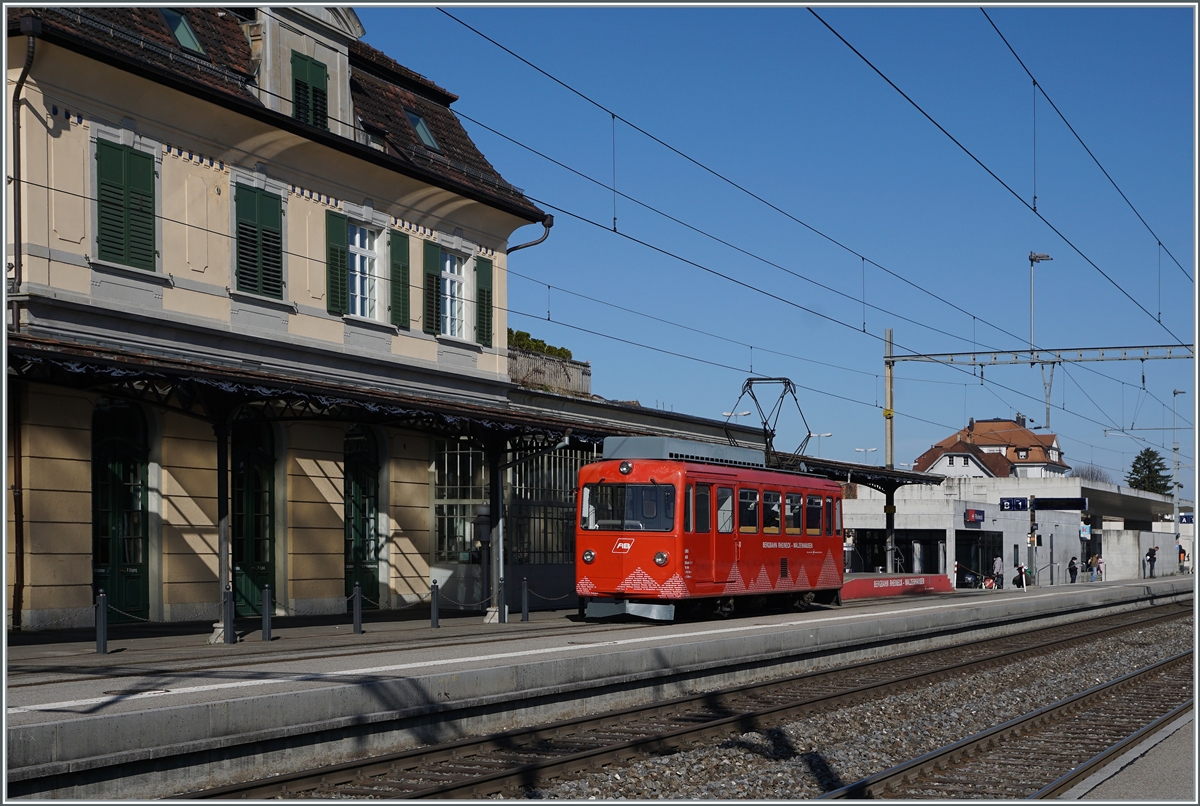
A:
[[1181, 513, 1194, 525], [1033, 497, 1088, 511], [964, 509, 985, 524], [1000, 497, 1029, 511]]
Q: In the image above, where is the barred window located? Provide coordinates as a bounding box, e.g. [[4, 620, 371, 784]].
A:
[[434, 440, 488, 564], [509, 444, 598, 565]]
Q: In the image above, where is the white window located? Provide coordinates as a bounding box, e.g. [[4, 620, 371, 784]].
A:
[[348, 222, 379, 318], [946, 456, 954, 466], [1017, 449, 1029, 460], [440, 250, 468, 338]]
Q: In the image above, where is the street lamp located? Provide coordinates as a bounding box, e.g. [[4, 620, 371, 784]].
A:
[[855, 447, 878, 465], [808, 432, 832, 457], [723, 410, 751, 420], [1029, 252, 1052, 356], [1173, 390, 1186, 550]]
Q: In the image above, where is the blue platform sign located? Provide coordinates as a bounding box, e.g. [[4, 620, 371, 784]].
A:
[[1034, 497, 1089, 511], [1000, 497, 1029, 511]]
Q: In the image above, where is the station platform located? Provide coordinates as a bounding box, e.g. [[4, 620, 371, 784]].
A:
[[6, 576, 1193, 799]]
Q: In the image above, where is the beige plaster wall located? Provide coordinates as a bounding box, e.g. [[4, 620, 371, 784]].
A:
[[160, 413, 220, 617], [7, 384, 94, 629], [286, 422, 346, 607], [387, 432, 432, 599]]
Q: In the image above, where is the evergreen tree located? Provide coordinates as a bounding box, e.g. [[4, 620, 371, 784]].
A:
[[1125, 448, 1172, 494]]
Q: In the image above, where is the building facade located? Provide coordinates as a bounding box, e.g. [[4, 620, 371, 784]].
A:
[[5, 7, 761, 630], [913, 417, 1070, 479]]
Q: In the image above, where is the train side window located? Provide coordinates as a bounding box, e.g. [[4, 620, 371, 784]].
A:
[[716, 487, 734, 533], [806, 494, 823, 535], [738, 488, 759, 533], [785, 493, 803, 534], [763, 491, 781, 534], [684, 484, 693, 532], [695, 484, 712, 533], [835, 498, 843, 536], [825, 496, 834, 535]]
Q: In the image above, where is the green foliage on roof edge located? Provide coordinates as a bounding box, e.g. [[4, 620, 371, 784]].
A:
[[508, 328, 572, 360]]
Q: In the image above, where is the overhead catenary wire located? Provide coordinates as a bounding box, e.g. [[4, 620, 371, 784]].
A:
[[809, 7, 1192, 351], [436, 13, 1191, 429], [981, 7, 1194, 283]]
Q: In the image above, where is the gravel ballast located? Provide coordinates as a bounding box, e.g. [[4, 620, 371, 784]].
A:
[[530, 616, 1193, 799]]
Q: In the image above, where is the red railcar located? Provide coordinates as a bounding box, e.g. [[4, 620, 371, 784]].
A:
[[575, 437, 844, 620]]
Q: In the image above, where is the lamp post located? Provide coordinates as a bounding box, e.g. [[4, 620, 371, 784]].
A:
[[808, 432, 832, 457], [855, 447, 878, 465], [1173, 390, 1186, 552], [723, 410, 751, 420], [1029, 252, 1052, 356]]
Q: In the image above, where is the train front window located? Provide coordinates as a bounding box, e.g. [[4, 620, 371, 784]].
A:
[[579, 483, 675, 531]]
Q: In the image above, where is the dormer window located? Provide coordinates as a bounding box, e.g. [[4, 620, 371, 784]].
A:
[[1017, 449, 1029, 460], [291, 52, 329, 129], [162, 9, 205, 55], [405, 110, 439, 151]]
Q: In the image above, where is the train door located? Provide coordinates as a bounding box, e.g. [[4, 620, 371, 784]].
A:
[[713, 486, 735, 582]]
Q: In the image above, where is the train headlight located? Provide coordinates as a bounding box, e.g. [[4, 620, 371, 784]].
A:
[[619, 461, 633, 475], [582, 549, 596, 564], [654, 551, 669, 567]]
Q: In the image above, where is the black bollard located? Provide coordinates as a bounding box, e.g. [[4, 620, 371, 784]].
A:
[[224, 584, 236, 644], [96, 590, 107, 655], [497, 579, 506, 623], [431, 580, 439, 629], [262, 585, 272, 642], [353, 582, 363, 634], [521, 577, 529, 622]]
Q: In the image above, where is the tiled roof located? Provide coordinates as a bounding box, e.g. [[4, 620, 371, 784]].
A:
[[9, 7, 543, 223], [913, 419, 1071, 475]]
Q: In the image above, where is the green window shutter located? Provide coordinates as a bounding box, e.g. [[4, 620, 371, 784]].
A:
[[256, 190, 284, 299], [311, 58, 329, 130], [95, 139, 127, 265], [422, 240, 440, 335], [291, 51, 310, 124], [475, 257, 493, 348], [325, 210, 348, 315], [234, 184, 262, 294], [125, 148, 156, 271], [389, 230, 410, 329]]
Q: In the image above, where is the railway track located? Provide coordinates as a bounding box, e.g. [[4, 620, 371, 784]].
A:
[[822, 650, 1193, 799], [181, 602, 1190, 799]]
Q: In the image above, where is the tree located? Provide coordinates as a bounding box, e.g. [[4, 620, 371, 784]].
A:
[[1071, 463, 1113, 484], [1125, 448, 1172, 494]]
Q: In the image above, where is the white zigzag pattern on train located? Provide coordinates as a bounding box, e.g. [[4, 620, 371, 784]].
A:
[[617, 568, 660, 592], [660, 574, 688, 599], [575, 576, 597, 596]]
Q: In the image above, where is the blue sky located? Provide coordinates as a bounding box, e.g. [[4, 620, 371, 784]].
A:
[[357, 4, 1196, 500]]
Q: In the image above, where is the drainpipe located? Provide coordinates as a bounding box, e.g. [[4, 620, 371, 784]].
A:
[[506, 215, 553, 254], [8, 382, 24, 629], [10, 16, 41, 334]]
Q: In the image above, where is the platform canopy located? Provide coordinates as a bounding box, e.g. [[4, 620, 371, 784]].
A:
[[772, 453, 944, 495]]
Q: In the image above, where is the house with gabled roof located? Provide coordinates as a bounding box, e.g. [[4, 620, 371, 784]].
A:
[[912, 415, 1070, 479], [5, 6, 759, 632]]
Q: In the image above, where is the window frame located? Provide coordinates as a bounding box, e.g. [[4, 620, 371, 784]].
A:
[[291, 51, 329, 129], [404, 109, 440, 151], [228, 169, 288, 303], [89, 122, 163, 275], [160, 8, 206, 56]]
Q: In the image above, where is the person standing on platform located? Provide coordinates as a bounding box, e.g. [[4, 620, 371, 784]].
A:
[[1088, 554, 1098, 582], [1068, 556, 1078, 584], [1097, 554, 1105, 581], [1147, 546, 1158, 578], [1178, 541, 1187, 574], [992, 555, 1004, 590]]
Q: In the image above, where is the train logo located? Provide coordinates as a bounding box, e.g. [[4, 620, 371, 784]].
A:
[[612, 539, 635, 553]]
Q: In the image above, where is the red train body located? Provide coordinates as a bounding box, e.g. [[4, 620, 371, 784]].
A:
[[575, 438, 844, 620]]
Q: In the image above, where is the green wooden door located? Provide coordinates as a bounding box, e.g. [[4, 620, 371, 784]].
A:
[[232, 418, 274, 617], [92, 402, 149, 622], [345, 427, 380, 607]]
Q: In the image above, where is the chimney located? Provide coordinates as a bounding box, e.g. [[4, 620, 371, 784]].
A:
[[1016, 413, 1026, 428], [968, 417, 974, 430]]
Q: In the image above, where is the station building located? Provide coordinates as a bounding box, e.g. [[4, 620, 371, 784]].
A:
[[844, 417, 1193, 585], [4, 6, 762, 631]]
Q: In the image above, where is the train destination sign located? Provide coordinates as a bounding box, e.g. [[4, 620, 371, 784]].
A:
[[1033, 497, 1089, 511], [1000, 497, 1028, 511]]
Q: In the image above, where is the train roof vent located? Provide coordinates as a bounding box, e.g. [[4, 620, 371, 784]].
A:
[[602, 436, 766, 469]]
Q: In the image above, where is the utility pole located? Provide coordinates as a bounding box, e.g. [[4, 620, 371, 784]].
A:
[[884, 328, 895, 573]]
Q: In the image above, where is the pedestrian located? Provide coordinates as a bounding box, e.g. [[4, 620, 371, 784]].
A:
[[992, 554, 1004, 590], [1178, 541, 1187, 574], [1147, 546, 1158, 578], [1068, 556, 1078, 584], [1088, 554, 1098, 582], [1097, 554, 1105, 581]]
